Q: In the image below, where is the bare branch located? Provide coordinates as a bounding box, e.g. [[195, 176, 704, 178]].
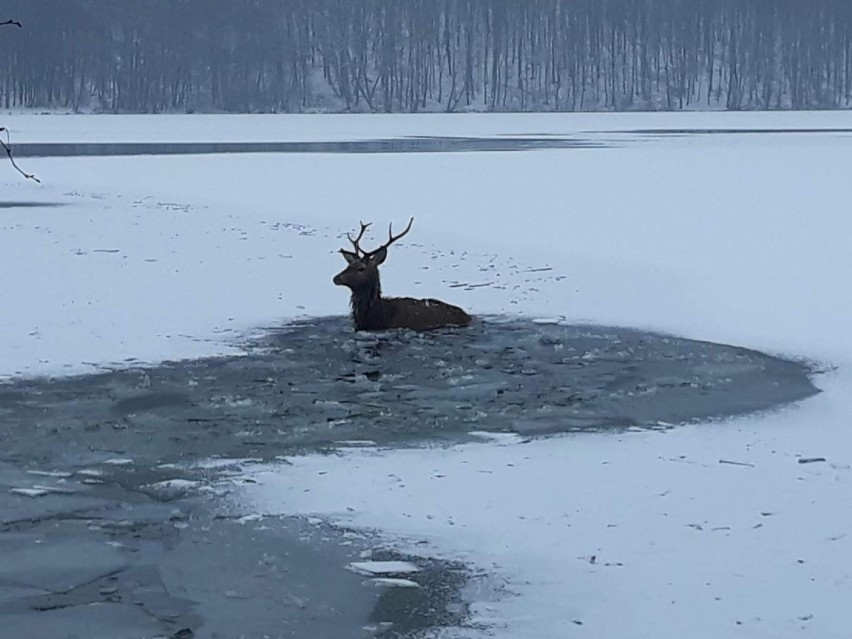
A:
[[0, 128, 40, 183], [1, 19, 37, 181]]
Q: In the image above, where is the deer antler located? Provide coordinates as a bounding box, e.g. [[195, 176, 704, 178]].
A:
[[346, 221, 372, 256], [365, 217, 414, 257], [341, 218, 414, 259], [387, 217, 414, 246]]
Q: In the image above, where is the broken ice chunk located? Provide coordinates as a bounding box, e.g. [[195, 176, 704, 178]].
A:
[[346, 561, 421, 576], [368, 578, 421, 588]]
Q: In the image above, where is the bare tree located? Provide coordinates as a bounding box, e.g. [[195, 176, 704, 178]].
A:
[[4, 1, 852, 114]]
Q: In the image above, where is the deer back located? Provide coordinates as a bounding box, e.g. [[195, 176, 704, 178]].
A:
[[380, 297, 472, 331]]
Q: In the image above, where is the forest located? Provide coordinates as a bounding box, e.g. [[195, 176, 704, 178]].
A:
[[2, 0, 852, 113]]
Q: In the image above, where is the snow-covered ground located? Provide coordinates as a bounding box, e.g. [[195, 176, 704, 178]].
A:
[[2, 112, 851, 637]]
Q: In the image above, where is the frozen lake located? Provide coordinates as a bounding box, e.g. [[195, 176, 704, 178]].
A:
[[1, 111, 851, 638]]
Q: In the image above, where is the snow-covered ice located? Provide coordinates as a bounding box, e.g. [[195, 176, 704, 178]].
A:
[[2, 111, 852, 637]]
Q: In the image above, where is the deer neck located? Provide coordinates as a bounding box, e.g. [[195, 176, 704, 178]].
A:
[[349, 276, 385, 330]]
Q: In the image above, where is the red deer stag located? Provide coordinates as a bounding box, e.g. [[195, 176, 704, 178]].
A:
[[333, 218, 472, 331]]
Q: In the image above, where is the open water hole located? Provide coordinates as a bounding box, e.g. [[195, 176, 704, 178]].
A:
[[0, 316, 818, 464]]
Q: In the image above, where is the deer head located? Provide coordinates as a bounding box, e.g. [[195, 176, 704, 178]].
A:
[[333, 218, 472, 332], [332, 217, 413, 292]]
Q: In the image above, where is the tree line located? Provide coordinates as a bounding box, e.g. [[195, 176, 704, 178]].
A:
[[3, 0, 852, 113]]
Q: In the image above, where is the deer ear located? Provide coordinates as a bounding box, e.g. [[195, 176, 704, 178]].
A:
[[369, 246, 388, 266], [340, 249, 360, 264]]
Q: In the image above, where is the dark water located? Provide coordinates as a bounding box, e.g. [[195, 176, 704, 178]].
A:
[[0, 201, 66, 208], [13, 136, 600, 158], [14, 128, 851, 159], [0, 455, 467, 639]]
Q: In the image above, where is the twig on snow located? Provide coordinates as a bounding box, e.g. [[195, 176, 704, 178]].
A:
[[1, 19, 23, 28], [718, 459, 755, 468]]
